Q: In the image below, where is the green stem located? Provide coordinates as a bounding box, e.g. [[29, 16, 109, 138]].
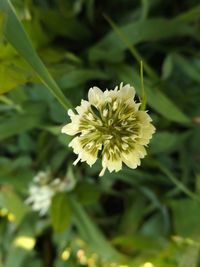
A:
[[140, 61, 147, 110]]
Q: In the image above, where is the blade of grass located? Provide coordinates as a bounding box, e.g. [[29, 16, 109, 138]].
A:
[[157, 162, 200, 203], [104, 14, 159, 81], [174, 4, 200, 23], [140, 0, 149, 21], [90, 16, 195, 62], [68, 194, 129, 263], [0, 0, 71, 109], [174, 53, 200, 83]]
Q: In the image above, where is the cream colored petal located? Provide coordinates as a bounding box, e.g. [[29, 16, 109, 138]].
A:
[[99, 167, 106, 177], [100, 154, 109, 176], [69, 137, 97, 167], [119, 83, 135, 100], [73, 155, 82, 165], [61, 123, 79, 135], [88, 86, 104, 107], [142, 124, 156, 139], [126, 100, 141, 111], [69, 137, 82, 154], [80, 150, 97, 166], [75, 100, 90, 115], [121, 152, 141, 169], [137, 111, 152, 123], [100, 154, 122, 175], [104, 88, 118, 101], [68, 109, 76, 119], [134, 144, 147, 158], [137, 138, 151, 146], [107, 159, 122, 173], [136, 123, 155, 145]]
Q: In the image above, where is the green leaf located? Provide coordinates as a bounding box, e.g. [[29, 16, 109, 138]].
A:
[[0, 190, 28, 224], [119, 196, 146, 235], [76, 182, 101, 205], [68, 195, 129, 263], [171, 199, 200, 238], [0, 11, 6, 39], [0, 102, 46, 141], [149, 132, 179, 154], [38, 9, 90, 41], [89, 17, 195, 62], [50, 193, 72, 232], [0, 58, 34, 94], [174, 54, 200, 83], [58, 69, 108, 89], [162, 54, 174, 80], [157, 163, 200, 203], [0, 0, 71, 109], [175, 4, 200, 22], [5, 248, 27, 267]]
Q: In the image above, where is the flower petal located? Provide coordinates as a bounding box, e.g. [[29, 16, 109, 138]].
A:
[[88, 87, 104, 107], [69, 137, 97, 167], [100, 154, 122, 176], [75, 100, 90, 116], [121, 151, 141, 169], [134, 144, 147, 158], [119, 83, 135, 100], [61, 123, 79, 135]]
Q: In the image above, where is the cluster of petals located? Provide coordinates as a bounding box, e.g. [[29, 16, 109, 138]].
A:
[[62, 83, 155, 176]]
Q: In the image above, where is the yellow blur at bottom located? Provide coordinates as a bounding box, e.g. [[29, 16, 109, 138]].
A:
[[141, 263, 154, 267], [13, 236, 36, 250], [61, 249, 71, 261]]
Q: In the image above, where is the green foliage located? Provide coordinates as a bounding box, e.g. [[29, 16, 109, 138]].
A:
[[0, 0, 200, 266], [50, 193, 72, 232], [0, 0, 71, 109]]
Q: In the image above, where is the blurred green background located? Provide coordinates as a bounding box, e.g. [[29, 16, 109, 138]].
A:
[[0, 0, 200, 266]]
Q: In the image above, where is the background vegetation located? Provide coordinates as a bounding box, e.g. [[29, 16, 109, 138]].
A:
[[0, 0, 200, 266]]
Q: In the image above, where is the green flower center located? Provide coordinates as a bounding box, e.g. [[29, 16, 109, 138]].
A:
[[78, 99, 141, 159]]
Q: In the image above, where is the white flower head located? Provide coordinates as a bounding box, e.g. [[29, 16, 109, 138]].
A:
[[26, 171, 53, 216], [62, 83, 155, 176], [26, 171, 75, 216], [26, 184, 55, 216]]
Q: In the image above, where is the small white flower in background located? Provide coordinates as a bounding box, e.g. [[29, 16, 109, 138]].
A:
[[26, 171, 75, 216], [61, 83, 155, 176]]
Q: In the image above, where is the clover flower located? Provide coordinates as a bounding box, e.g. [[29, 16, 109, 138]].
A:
[[62, 83, 155, 176], [26, 171, 75, 216]]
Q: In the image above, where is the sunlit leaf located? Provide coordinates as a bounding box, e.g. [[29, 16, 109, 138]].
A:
[[0, 0, 71, 109]]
